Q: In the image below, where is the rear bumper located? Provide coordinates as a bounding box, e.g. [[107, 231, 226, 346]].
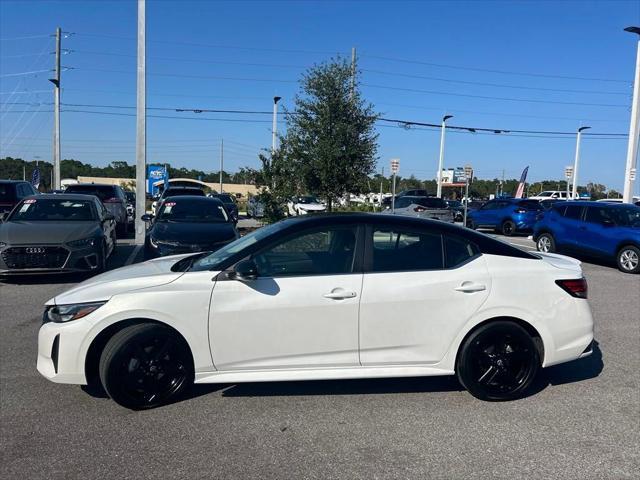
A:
[[542, 298, 594, 367]]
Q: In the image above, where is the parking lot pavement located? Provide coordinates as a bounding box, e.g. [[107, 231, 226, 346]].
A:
[[1, 243, 639, 479]]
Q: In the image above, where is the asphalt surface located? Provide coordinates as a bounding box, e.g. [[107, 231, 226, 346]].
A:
[[1, 234, 639, 480]]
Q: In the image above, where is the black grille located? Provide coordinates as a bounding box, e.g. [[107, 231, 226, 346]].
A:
[[1, 246, 69, 269]]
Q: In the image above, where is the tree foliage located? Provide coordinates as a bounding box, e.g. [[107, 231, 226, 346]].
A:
[[272, 57, 379, 211]]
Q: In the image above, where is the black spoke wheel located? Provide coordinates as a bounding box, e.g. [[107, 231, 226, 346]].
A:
[[501, 220, 516, 236], [456, 321, 540, 401], [99, 323, 194, 409]]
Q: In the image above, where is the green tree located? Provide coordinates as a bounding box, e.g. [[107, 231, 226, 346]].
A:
[[277, 57, 379, 211]]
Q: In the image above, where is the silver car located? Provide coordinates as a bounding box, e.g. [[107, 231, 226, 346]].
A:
[[388, 196, 455, 222]]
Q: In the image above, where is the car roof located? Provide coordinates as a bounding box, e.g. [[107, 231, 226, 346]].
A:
[[24, 193, 98, 201], [564, 201, 637, 208], [67, 183, 118, 188]]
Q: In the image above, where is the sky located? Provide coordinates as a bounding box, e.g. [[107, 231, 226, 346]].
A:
[[0, 0, 639, 193]]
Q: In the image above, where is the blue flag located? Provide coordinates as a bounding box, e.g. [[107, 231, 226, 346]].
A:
[[31, 164, 41, 189]]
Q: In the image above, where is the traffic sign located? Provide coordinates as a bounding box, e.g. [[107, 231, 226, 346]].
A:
[[390, 158, 400, 174], [463, 164, 473, 181], [565, 166, 573, 179]]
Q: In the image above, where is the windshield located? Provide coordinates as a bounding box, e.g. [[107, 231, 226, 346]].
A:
[[297, 196, 318, 204], [188, 221, 290, 271], [65, 185, 115, 201], [8, 198, 96, 221], [156, 200, 229, 223], [216, 194, 235, 204]]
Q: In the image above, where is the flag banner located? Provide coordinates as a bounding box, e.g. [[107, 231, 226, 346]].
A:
[[515, 166, 529, 198], [31, 165, 41, 189]]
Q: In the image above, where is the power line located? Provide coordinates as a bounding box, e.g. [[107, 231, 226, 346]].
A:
[[76, 67, 298, 84], [360, 53, 631, 84], [0, 34, 52, 41], [362, 68, 629, 96], [362, 83, 628, 108], [0, 69, 51, 78]]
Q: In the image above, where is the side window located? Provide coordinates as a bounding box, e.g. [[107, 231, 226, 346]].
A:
[[15, 184, 25, 199], [444, 235, 480, 268], [480, 202, 495, 210], [253, 226, 357, 277], [395, 198, 411, 209], [563, 205, 583, 220], [371, 228, 443, 272], [584, 207, 612, 224]]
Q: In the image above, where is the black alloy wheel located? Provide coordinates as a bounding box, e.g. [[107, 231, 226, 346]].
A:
[[456, 321, 540, 401], [99, 323, 194, 409], [501, 220, 516, 236]]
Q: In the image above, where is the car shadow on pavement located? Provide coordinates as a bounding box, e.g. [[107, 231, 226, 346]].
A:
[[220, 375, 463, 397]]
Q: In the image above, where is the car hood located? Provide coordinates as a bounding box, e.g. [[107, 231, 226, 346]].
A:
[[47, 253, 194, 306], [150, 221, 237, 243], [0, 221, 99, 245]]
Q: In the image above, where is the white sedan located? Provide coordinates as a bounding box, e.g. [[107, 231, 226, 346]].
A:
[[37, 214, 594, 409], [287, 196, 326, 216]]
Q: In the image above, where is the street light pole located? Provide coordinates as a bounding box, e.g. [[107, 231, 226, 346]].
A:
[[571, 126, 590, 200], [623, 26, 640, 203], [272, 96, 281, 154], [134, 0, 147, 245], [436, 114, 453, 198]]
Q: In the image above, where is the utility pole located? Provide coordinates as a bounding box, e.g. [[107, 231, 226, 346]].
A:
[[379, 166, 384, 211], [350, 47, 357, 100], [272, 96, 281, 154], [48, 27, 61, 190], [134, 0, 146, 245], [436, 115, 453, 198], [219, 138, 224, 193], [572, 126, 591, 200], [623, 27, 640, 203]]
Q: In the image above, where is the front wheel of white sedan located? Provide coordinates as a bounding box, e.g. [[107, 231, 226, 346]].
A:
[[99, 323, 194, 409], [456, 321, 540, 401]]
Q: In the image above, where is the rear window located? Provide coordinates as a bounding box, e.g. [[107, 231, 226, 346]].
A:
[[0, 183, 17, 202], [445, 235, 480, 268], [371, 228, 443, 272], [163, 189, 205, 197], [65, 185, 116, 202]]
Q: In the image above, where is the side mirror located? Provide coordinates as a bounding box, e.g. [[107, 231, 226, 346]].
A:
[[141, 213, 154, 222], [230, 259, 258, 281]]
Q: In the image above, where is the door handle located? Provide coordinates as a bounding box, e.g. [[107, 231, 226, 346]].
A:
[[323, 291, 357, 300], [454, 282, 486, 293]]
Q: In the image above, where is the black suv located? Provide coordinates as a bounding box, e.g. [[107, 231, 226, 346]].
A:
[[0, 180, 39, 217]]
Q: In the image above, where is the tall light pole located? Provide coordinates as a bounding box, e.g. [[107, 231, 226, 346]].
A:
[[436, 114, 453, 198], [134, 0, 147, 245], [272, 96, 281, 154], [48, 27, 61, 190], [623, 26, 640, 203], [572, 126, 590, 200], [219, 138, 224, 193]]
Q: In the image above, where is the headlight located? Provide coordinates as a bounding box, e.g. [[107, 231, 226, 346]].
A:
[[0, 241, 6, 247], [46, 301, 106, 323], [67, 237, 97, 248]]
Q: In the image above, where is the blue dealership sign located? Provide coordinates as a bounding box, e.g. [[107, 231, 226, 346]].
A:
[[147, 165, 167, 195]]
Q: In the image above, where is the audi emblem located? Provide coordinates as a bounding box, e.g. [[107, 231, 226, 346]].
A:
[[25, 247, 45, 254]]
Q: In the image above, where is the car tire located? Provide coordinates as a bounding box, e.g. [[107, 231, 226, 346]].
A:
[[466, 219, 476, 230], [99, 323, 194, 410], [616, 245, 640, 274], [501, 220, 516, 236], [456, 321, 540, 401], [536, 233, 556, 253]]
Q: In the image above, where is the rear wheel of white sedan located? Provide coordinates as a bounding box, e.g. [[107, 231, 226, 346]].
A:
[[536, 233, 555, 253], [99, 323, 194, 409], [616, 245, 640, 274], [456, 321, 540, 401]]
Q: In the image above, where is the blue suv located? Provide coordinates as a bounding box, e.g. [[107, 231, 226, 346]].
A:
[[467, 198, 543, 236], [533, 201, 640, 274]]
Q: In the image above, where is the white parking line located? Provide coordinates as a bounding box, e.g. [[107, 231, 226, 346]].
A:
[[125, 245, 142, 266]]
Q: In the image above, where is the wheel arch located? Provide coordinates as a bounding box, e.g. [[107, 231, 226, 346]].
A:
[[453, 316, 545, 372], [615, 240, 640, 255], [84, 318, 195, 387]]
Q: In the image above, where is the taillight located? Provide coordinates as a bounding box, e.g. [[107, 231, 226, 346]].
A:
[[414, 206, 426, 212], [555, 278, 588, 299], [103, 197, 122, 203]]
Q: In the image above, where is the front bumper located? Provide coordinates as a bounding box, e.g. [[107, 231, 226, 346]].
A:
[[37, 317, 93, 384], [0, 244, 102, 275]]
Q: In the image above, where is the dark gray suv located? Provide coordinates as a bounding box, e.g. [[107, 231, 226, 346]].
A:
[[64, 184, 129, 234]]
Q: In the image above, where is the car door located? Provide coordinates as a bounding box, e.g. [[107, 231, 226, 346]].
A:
[[581, 206, 617, 257], [359, 224, 491, 365], [473, 200, 496, 226], [554, 204, 584, 251], [97, 200, 116, 254], [209, 224, 363, 371]]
